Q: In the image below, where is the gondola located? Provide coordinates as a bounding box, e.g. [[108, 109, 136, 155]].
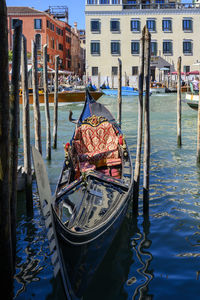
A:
[[32, 90, 133, 299]]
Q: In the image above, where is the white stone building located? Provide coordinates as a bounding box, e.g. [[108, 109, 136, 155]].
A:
[[85, 0, 200, 87]]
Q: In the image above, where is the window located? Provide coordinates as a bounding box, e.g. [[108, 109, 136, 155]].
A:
[[34, 19, 42, 30], [131, 41, 140, 55], [182, 19, 192, 31], [130, 20, 140, 32], [183, 41, 192, 54], [92, 67, 98, 76], [52, 38, 55, 49], [100, 0, 110, 3], [183, 65, 190, 73], [59, 43, 63, 51], [151, 42, 157, 56], [12, 19, 20, 29], [163, 41, 172, 54], [91, 20, 100, 32], [91, 41, 100, 55], [112, 66, 118, 76], [35, 34, 41, 51], [110, 20, 120, 32], [87, 0, 97, 3], [132, 66, 138, 76], [162, 20, 172, 32], [146, 20, 156, 32], [111, 41, 120, 55], [112, 0, 120, 3]]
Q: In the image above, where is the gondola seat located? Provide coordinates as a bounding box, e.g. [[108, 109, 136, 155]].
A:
[[73, 116, 121, 171]]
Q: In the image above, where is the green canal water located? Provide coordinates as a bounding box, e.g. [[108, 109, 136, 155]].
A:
[[15, 93, 200, 300]]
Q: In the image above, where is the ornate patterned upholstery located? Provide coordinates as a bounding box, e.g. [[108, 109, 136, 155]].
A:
[[73, 116, 121, 167]]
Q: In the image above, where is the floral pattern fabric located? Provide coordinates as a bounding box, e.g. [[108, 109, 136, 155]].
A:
[[74, 121, 119, 163]]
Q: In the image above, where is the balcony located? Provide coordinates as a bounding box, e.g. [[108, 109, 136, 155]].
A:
[[86, 1, 200, 10], [122, 2, 200, 10]]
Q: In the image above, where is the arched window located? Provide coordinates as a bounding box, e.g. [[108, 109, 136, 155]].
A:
[[35, 34, 41, 51]]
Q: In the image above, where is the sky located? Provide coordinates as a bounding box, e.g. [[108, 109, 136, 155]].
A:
[[6, 0, 85, 29]]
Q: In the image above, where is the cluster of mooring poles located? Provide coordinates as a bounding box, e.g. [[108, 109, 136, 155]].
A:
[[94, 70, 132, 89], [0, 2, 60, 297], [117, 26, 151, 216]]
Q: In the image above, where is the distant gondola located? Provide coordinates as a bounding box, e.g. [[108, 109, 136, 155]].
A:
[[33, 90, 133, 299]]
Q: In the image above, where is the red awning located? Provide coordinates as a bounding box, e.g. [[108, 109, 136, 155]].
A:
[[188, 70, 200, 75], [170, 72, 186, 75]]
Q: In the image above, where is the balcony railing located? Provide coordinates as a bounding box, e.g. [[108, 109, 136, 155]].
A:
[[123, 3, 200, 10], [86, 1, 200, 10]]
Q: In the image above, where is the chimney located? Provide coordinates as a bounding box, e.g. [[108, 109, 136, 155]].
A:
[[74, 22, 77, 34]]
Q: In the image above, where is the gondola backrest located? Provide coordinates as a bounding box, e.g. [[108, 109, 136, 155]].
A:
[[73, 115, 119, 164]]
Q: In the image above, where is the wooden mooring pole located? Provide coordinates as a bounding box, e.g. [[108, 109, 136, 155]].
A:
[[133, 27, 145, 214], [118, 58, 122, 128], [0, 1, 13, 298], [21, 35, 33, 211], [98, 72, 101, 90], [143, 26, 151, 214], [177, 56, 182, 147], [43, 44, 51, 160], [10, 19, 22, 267], [32, 40, 42, 154], [53, 55, 59, 149], [197, 74, 200, 163], [112, 72, 114, 89]]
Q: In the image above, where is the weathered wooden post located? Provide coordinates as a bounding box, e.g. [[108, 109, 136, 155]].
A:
[[98, 72, 101, 90], [32, 40, 42, 154], [177, 56, 182, 147], [133, 27, 145, 214], [112, 71, 114, 89], [197, 72, 200, 163], [53, 55, 59, 149], [21, 35, 32, 210], [0, 2, 13, 297], [43, 44, 51, 160], [118, 58, 122, 128], [143, 26, 151, 214], [10, 19, 22, 267]]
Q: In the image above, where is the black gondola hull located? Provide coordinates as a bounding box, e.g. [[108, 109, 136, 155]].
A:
[[52, 187, 132, 299]]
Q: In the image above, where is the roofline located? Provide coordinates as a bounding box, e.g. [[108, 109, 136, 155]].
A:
[[7, 6, 71, 28]]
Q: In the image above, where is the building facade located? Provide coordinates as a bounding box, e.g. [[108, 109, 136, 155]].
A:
[[7, 6, 83, 75], [85, 0, 200, 87]]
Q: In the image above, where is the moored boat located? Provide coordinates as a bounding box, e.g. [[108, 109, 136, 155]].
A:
[[150, 82, 166, 94], [32, 90, 133, 299], [102, 86, 142, 96], [19, 89, 103, 105], [184, 92, 199, 110]]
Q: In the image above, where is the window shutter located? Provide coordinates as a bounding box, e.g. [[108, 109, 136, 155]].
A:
[[137, 21, 140, 31], [153, 21, 155, 31], [169, 20, 172, 31], [169, 42, 172, 53]]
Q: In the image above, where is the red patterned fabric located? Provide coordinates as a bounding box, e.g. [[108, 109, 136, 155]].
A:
[[74, 121, 119, 163], [79, 162, 96, 172]]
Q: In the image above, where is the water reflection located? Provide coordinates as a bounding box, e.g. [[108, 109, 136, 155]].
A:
[[127, 216, 153, 300], [14, 192, 53, 299]]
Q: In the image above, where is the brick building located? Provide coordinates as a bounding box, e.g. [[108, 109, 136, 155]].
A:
[[7, 6, 72, 71]]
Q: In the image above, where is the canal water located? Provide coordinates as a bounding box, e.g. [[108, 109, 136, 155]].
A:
[[15, 93, 200, 300]]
